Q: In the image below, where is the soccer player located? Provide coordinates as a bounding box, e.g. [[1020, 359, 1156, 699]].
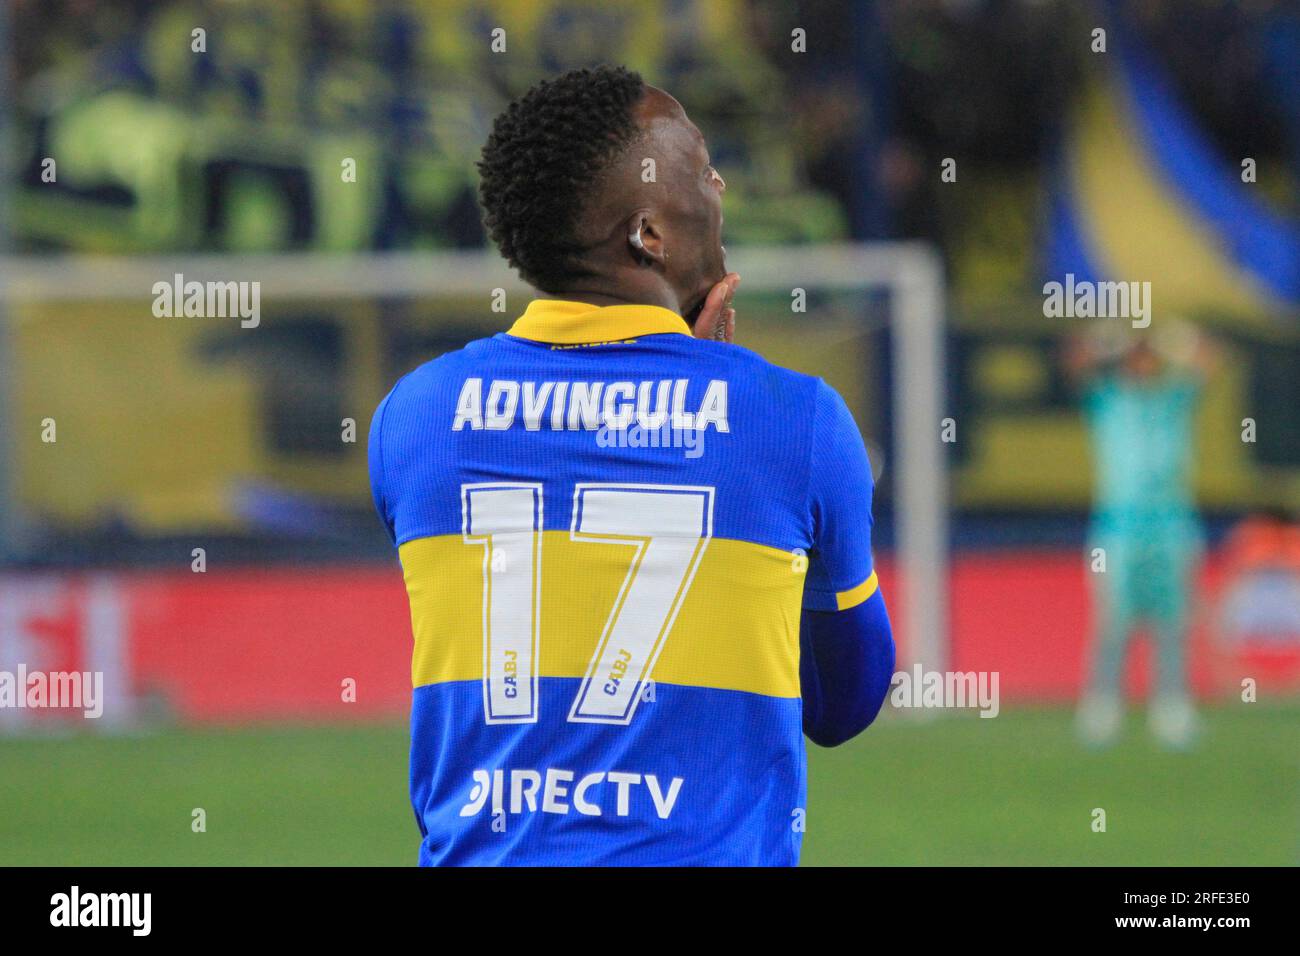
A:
[[369, 66, 894, 865], [1068, 321, 1214, 750]]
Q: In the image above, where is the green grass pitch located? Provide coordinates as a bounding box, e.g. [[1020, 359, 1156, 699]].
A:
[[2, 704, 1295, 866]]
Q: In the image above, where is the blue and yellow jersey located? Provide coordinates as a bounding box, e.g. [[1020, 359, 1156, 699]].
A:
[[369, 299, 878, 866]]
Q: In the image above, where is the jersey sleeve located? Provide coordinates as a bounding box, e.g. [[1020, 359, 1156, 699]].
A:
[[801, 380, 878, 612], [368, 387, 398, 545]]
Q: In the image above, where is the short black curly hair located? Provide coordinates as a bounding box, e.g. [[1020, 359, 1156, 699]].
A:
[[478, 66, 647, 290]]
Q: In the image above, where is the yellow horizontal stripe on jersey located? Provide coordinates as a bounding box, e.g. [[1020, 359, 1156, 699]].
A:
[[835, 570, 879, 611], [399, 531, 806, 698]]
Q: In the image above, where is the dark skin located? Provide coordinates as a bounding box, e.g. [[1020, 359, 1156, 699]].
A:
[[538, 85, 741, 342]]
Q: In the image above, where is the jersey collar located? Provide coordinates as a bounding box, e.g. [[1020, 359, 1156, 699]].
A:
[[506, 299, 692, 344]]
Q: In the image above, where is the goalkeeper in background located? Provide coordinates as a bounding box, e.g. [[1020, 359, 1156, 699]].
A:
[[1067, 321, 1216, 750]]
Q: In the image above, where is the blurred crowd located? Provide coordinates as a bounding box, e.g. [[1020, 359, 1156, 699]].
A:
[[8, 0, 1295, 302]]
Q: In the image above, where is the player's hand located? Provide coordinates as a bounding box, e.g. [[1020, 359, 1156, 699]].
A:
[[693, 273, 740, 343]]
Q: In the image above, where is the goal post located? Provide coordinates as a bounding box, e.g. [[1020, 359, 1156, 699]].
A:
[[727, 244, 949, 677]]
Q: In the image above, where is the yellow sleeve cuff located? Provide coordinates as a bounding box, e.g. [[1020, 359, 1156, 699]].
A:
[[835, 570, 879, 611]]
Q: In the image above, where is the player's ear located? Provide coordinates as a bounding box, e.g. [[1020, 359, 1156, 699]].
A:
[[625, 211, 666, 268]]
